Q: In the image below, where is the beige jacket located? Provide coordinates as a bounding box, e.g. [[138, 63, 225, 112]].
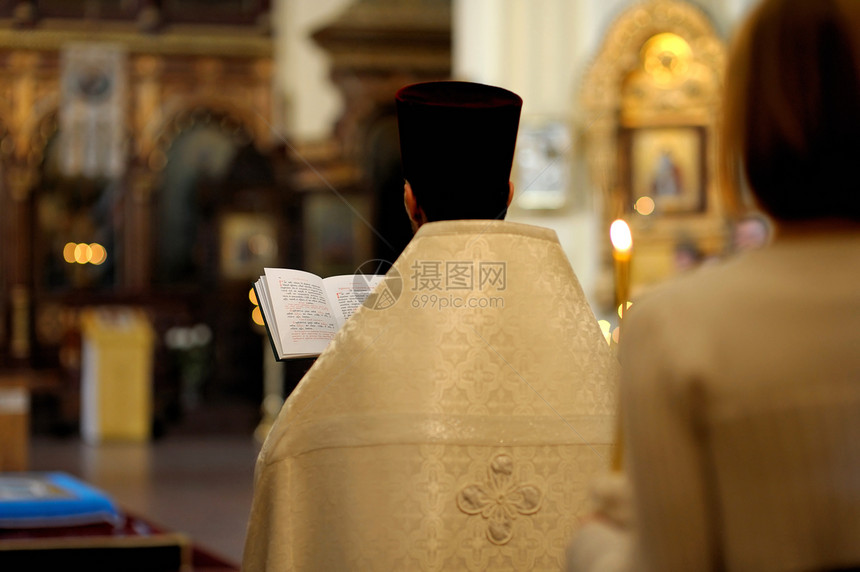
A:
[[568, 230, 860, 571]]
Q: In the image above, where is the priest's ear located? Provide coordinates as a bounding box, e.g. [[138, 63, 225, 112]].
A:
[[405, 180, 515, 229], [403, 182, 427, 232]]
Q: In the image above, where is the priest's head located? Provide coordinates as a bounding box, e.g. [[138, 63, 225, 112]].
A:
[[720, 0, 860, 224], [395, 81, 523, 230]]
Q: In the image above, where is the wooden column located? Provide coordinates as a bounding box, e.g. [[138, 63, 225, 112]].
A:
[[3, 163, 37, 362]]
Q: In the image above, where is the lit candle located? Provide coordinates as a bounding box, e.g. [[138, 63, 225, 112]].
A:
[[610, 219, 633, 320], [609, 219, 632, 472]]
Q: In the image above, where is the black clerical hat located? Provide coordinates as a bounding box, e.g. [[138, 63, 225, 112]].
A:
[[395, 81, 523, 221]]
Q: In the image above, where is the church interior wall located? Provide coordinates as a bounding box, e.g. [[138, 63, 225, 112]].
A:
[[0, 0, 766, 442], [272, 0, 762, 314], [447, 0, 761, 314]]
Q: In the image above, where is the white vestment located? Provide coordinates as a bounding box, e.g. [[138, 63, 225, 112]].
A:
[[244, 220, 618, 571]]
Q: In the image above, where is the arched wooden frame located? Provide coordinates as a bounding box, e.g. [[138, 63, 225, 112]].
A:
[[149, 104, 257, 174], [149, 103, 263, 278], [580, 0, 728, 302], [121, 97, 270, 288]]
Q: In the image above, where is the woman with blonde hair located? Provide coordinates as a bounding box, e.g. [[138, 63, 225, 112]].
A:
[[567, 0, 860, 570]]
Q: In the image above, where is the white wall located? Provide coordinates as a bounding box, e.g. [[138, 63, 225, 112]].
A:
[[274, 0, 353, 141], [453, 0, 634, 116]]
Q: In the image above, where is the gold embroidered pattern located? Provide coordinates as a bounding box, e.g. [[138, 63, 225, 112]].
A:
[[457, 454, 543, 545]]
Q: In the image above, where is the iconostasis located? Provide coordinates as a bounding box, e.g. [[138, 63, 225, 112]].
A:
[[582, 0, 729, 309]]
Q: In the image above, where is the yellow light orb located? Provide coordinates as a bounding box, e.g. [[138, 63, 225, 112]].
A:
[[598, 319, 612, 345], [63, 242, 77, 264], [251, 306, 264, 326], [598, 319, 611, 335], [249, 288, 258, 306], [617, 301, 633, 319], [89, 243, 107, 265], [634, 196, 656, 215], [74, 243, 93, 264]]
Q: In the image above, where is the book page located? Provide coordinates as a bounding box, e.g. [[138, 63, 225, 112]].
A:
[[322, 274, 385, 328], [263, 268, 340, 358], [254, 277, 281, 356]]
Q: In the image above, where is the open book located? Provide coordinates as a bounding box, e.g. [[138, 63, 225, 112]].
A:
[[254, 268, 385, 360]]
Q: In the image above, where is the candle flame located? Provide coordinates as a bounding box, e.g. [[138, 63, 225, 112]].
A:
[[610, 219, 633, 252]]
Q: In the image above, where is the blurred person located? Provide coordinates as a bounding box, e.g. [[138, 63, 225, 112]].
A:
[[673, 237, 704, 273], [567, 0, 860, 570], [243, 82, 618, 571], [730, 212, 771, 253]]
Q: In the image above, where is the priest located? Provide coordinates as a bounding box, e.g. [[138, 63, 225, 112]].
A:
[[243, 81, 618, 571]]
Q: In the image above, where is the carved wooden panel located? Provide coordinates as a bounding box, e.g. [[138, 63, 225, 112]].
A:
[[0, 20, 273, 375]]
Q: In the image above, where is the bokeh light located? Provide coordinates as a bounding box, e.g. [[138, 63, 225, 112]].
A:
[[634, 196, 655, 215], [64, 242, 108, 265], [74, 243, 92, 264], [251, 306, 264, 326], [63, 242, 77, 263], [617, 301, 633, 319], [89, 243, 107, 265]]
